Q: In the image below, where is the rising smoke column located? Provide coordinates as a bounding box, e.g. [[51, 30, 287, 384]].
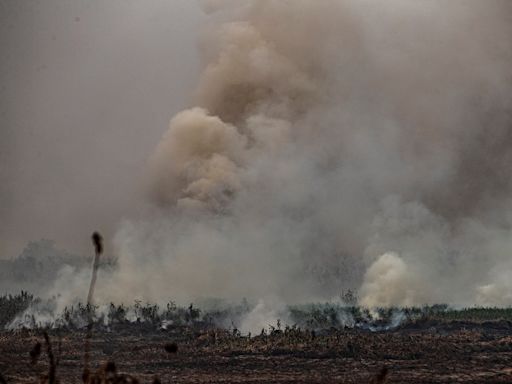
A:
[[92, 0, 512, 308]]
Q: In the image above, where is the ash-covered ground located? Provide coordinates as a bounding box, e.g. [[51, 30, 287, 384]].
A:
[[1, 320, 512, 383]]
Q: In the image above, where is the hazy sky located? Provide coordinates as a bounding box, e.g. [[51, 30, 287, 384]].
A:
[[0, 0, 204, 258]]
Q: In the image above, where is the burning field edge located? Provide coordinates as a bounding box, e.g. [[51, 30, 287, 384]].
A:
[[1, 292, 512, 383]]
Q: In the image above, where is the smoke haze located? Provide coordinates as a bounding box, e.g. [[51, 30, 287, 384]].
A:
[[3, 1, 512, 309], [0, 0, 204, 257]]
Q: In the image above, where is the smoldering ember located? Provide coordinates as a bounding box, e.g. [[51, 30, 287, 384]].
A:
[[1, 1, 512, 383]]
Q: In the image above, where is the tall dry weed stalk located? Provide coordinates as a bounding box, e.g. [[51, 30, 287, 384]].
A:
[[83, 232, 103, 383], [88, 232, 103, 305]]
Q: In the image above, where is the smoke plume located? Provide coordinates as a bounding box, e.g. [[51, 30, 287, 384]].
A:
[[8, 1, 512, 310], [99, 0, 512, 308]]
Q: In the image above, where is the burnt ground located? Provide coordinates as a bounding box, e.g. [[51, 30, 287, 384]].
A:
[[1, 320, 511, 383]]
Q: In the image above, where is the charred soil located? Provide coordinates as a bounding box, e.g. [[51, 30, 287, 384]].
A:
[[1, 321, 511, 383]]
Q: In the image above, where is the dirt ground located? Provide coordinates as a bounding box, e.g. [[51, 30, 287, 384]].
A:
[[1, 320, 511, 383]]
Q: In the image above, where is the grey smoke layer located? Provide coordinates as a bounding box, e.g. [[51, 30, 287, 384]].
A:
[[5, 1, 512, 310], [0, 0, 203, 257]]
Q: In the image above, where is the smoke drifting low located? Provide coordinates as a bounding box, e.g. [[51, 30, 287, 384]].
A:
[[13, 0, 512, 310]]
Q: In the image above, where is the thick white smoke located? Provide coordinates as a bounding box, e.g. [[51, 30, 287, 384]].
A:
[[49, 0, 512, 310]]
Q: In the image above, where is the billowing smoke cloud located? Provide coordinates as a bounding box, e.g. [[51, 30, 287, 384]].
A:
[[149, 107, 247, 211], [100, 0, 512, 308], [9, 0, 512, 310]]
